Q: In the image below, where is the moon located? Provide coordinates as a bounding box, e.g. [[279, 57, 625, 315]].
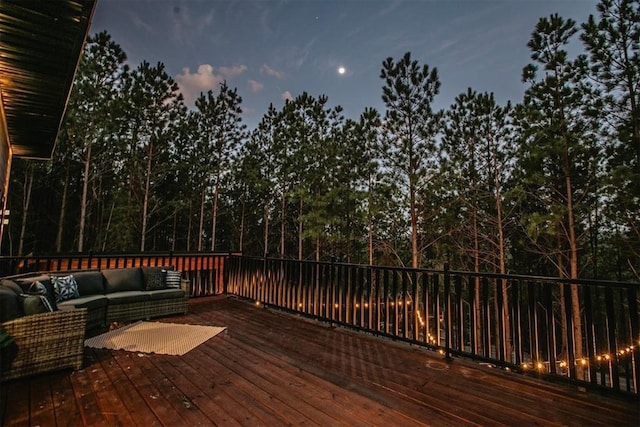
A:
[[338, 66, 346, 75]]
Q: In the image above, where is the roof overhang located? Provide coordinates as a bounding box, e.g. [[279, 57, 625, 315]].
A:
[[0, 0, 96, 160]]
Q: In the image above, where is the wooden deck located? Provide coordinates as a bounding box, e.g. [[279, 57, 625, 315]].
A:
[[1, 296, 638, 426]]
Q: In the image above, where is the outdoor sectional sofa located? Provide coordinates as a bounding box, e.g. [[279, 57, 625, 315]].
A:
[[0, 266, 189, 381]]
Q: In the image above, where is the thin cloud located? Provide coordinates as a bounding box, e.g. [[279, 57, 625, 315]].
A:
[[219, 65, 248, 79], [128, 11, 155, 34], [248, 80, 264, 93], [170, 3, 216, 45], [261, 64, 285, 79], [281, 91, 293, 101]]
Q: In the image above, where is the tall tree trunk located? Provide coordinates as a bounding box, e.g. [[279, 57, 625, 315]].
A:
[[102, 201, 115, 251], [238, 191, 246, 253], [56, 160, 70, 252], [187, 203, 193, 252], [492, 136, 511, 360], [198, 184, 206, 251], [368, 175, 374, 266], [18, 165, 34, 257], [410, 178, 418, 269], [141, 137, 154, 252], [280, 189, 286, 258], [211, 172, 220, 251], [78, 141, 92, 252], [409, 128, 419, 269], [263, 198, 270, 257], [171, 211, 177, 252], [298, 198, 303, 261], [566, 172, 584, 373]]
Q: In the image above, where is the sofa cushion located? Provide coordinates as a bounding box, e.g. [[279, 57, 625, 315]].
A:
[[141, 267, 166, 290], [102, 268, 143, 293], [0, 286, 23, 322], [147, 288, 186, 301], [51, 275, 80, 303], [57, 294, 108, 311], [105, 291, 150, 304], [73, 271, 105, 296]]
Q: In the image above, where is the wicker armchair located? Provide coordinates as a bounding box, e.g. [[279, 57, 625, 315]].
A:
[[1, 308, 87, 381]]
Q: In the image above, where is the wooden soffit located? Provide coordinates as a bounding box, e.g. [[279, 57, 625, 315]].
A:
[[0, 0, 96, 159]]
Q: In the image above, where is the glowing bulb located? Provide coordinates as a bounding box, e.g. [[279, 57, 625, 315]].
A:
[[537, 362, 544, 370]]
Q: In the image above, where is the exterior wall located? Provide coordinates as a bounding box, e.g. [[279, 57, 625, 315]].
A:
[[0, 92, 12, 247]]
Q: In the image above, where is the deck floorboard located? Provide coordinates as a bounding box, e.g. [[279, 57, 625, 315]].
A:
[[1, 295, 638, 426]]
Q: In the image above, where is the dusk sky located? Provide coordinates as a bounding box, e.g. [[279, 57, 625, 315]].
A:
[[91, 0, 599, 130]]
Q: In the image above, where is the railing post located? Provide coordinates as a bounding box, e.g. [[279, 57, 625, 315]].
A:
[[627, 285, 639, 394], [444, 263, 452, 361]]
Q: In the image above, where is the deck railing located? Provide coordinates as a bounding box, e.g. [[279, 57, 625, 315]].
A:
[[2, 252, 638, 397], [227, 256, 640, 398], [0, 252, 228, 297]]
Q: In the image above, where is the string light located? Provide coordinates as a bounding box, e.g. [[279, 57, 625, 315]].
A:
[[522, 343, 637, 374]]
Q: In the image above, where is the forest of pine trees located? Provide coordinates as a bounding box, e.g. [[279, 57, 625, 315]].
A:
[[3, 0, 638, 282]]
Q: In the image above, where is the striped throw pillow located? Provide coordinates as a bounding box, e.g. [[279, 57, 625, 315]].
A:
[[164, 270, 182, 288]]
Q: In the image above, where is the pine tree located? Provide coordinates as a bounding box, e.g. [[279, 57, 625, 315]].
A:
[[516, 14, 601, 375], [193, 82, 245, 251], [380, 52, 442, 268], [63, 31, 127, 252], [581, 0, 640, 279], [119, 61, 185, 251]]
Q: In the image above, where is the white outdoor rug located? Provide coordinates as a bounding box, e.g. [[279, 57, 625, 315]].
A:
[[85, 321, 226, 356]]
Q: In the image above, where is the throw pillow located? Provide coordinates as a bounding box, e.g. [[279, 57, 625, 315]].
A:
[[142, 267, 167, 290], [22, 294, 54, 315], [164, 270, 182, 288], [50, 275, 80, 303]]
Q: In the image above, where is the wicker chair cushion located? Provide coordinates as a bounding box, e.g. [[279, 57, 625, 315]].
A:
[[0, 279, 23, 296], [102, 268, 144, 293], [14, 276, 58, 311], [72, 271, 104, 296], [51, 275, 80, 303], [141, 267, 167, 290], [22, 294, 54, 315], [0, 286, 23, 322]]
